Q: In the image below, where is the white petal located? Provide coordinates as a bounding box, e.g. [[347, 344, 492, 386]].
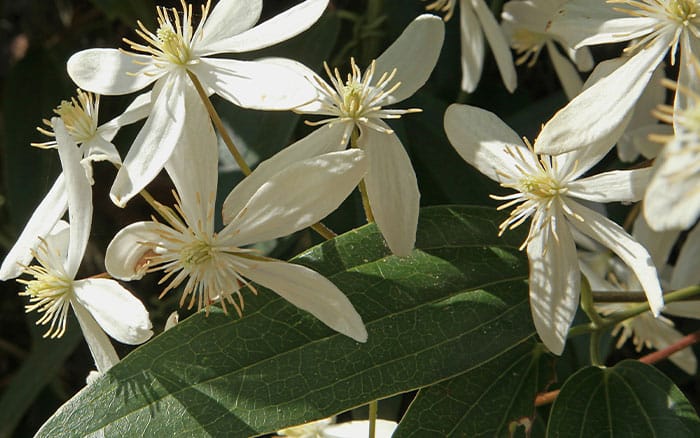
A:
[[527, 210, 580, 356], [110, 74, 187, 207], [72, 301, 120, 373], [567, 201, 663, 316], [567, 167, 652, 203], [196, 0, 328, 55], [444, 103, 528, 182], [54, 118, 92, 278], [324, 420, 398, 438], [360, 123, 419, 256], [67, 49, 160, 95], [105, 221, 170, 281], [96, 91, 152, 142], [631, 214, 679, 269], [82, 136, 121, 166], [670, 224, 700, 290], [633, 313, 697, 374], [222, 123, 347, 224], [572, 46, 594, 72], [534, 34, 671, 155], [643, 138, 700, 231], [234, 258, 367, 342], [0, 175, 66, 280], [73, 278, 153, 345], [471, 0, 517, 92], [224, 149, 367, 246], [164, 80, 217, 227], [192, 57, 317, 110], [620, 124, 667, 161], [374, 14, 445, 104], [195, 0, 262, 54], [459, 1, 485, 93], [546, 41, 582, 100]]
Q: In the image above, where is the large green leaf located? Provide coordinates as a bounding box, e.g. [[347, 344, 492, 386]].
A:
[[394, 344, 552, 438], [36, 206, 534, 437], [547, 360, 700, 437]]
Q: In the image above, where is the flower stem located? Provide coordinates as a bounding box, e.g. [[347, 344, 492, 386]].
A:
[[186, 70, 252, 176], [368, 399, 378, 438], [351, 129, 375, 222]]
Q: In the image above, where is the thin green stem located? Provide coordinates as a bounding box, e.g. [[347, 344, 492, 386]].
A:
[[187, 70, 252, 176], [368, 399, 378, 438], [589, 330, 602, 366], [580, 275, 605, 328]]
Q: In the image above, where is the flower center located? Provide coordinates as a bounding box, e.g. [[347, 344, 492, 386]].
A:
[[123, 0, 210, 70], [180, 238, 215, 269], [17, 244, 73, 339], [667, 0, 698, 24], [34, 89, 98, 147], [519, 172, 564, 199], [423, 0, 457, 21]]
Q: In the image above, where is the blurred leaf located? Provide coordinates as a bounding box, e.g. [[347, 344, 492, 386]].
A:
[[36, 205, 534, 437], [87, 0, 154, 26], [547, 360, 700, 437], [0, 319, 82, 438], [394, 343, 553, 437]]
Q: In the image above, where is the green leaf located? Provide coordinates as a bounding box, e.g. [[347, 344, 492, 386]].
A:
[[547, 360, 700, 437], [36, 206, 534, 437], [394, 343, 552, 438]]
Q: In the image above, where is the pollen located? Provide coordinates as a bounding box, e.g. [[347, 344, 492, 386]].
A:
[[423, 0, 457, 21], [34, 89, 98, 147]]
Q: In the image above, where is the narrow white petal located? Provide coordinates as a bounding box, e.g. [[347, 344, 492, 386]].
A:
[[82, 136, 121, 166], [0, 175, 66, 280], [67, 49, 160, 95], [527, 211, 580, 356], [546, 41, 582, 100], [444, 103, 527, 182], [96, 91, 152, 142], [195, 0, 262, 54], [374, 14, 445, 104], [670, 224, 700, 290], [192, 58, 317, 110], [572, 46, 594, 72], [234, 258, 367, 342], [631, 214, 679, 269], [459, 1, 485, 93], [567, 167, 652, 203], [643, 139, 700, 231], [222, 123, 348, 224], [568, 201, 663, 316], [72, 301, 120, 373], [105, 221, 170, 281], [110, 75, 187, 207], [73, 278, 153, 345], [471, 0, 517, 92], [197, 0, 328, 55], [361, 123, 419, 256], [164, 80, 217, 227], [224, 149, 367, 246], [535, 34, 671, 155], [53, 118, 92, 278]]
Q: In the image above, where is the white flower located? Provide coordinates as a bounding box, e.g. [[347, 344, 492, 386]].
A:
[[104, 113, 369, 342], [444, 103, 663, 355], [287, 14, 444, 256], [278, 417, 397, 438], [582, 216, 700, 374], [537, 0, 700, 155], [16, 118, 153, 373], [644, 70, 700, 230], [0, 89, 148, 281], [501, 0, 593, 99], [67, 0, 329, 206], [424, 0, 517, 93]]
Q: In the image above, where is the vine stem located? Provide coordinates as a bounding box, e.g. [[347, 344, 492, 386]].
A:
[[187, 70, 336, 240], [368, 399, 378, 438], [351, 129, 375, 222]]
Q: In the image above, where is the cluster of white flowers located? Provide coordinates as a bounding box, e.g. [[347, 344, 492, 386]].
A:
[[2, 0, 699, 414]]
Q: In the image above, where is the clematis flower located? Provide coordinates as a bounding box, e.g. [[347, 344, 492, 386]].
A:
[[537, 0, 700, 155], [16, 118, 153, 373], [444, 103, 662, 355], [104, 112, 369, 342], [286, 14, 444, 256], [278, 416, 397, 438], [424, 0, 517, 93], [581, 216, 700, 374], [644, 70, 700, 230], [67, 0, 329, 206], [501, 0, 593, 100], [0, 89, 148, 281]]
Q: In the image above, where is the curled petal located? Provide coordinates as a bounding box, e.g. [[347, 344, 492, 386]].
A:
[[73, 278, 153, 345], [105, 221, 170, 281], [234, 258, 367, 343]]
